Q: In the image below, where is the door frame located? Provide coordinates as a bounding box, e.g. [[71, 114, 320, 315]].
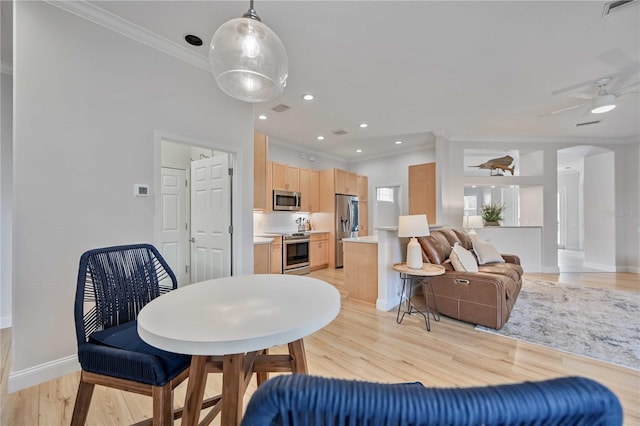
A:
[[153, 130, 240, 277]]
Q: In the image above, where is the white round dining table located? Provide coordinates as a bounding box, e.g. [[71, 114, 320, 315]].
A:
[[137, 274, 341, 426]]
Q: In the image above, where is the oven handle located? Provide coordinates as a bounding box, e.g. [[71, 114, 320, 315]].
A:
[[284, 238, 310, 244]]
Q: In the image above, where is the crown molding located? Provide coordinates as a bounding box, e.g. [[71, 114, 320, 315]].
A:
[[1, 60, 12, 75], [447, 133, 633, 145], [348, 142, 436, 164], [45, 1, 209, 71], [268, 138, 347, 163]]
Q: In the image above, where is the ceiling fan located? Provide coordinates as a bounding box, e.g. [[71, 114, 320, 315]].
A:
[[540, 76, 639, 118]]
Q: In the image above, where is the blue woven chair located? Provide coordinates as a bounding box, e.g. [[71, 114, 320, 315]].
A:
[[71, 244, 192, 426], [242, 374, 623, 426]]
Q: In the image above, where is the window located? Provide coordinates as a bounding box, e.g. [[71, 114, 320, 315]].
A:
[[464, 196, 477, 216], [376, 187, 394, 203]]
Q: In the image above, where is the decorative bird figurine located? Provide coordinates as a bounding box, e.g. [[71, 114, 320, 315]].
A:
[[471, 155, 515, 176]]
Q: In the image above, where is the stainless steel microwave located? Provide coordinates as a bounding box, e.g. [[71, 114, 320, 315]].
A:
[[273, 190, 301, 211]]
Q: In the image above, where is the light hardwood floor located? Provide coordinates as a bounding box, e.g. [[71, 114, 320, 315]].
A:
[[1, 271, 638, 425]]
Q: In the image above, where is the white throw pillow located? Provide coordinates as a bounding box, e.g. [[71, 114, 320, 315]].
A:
[[473, 240, 505, 265], [450, 242, 478, 272]]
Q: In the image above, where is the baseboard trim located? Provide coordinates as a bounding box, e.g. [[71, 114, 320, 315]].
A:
[[627, 266, 640, 274], [8, 355, 80, 393], [0, 315, 11, 329], [582, 261, 620, 272], [377, 295, 400, 311]]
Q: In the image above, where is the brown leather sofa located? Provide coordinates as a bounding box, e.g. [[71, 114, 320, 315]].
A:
[[417, 229, 523, 329]]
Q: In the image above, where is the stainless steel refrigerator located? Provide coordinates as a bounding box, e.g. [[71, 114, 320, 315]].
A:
[[335, 194, 359, 268]]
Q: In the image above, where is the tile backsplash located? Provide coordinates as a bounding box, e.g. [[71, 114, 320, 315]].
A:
[[254, 211, 310, 234]]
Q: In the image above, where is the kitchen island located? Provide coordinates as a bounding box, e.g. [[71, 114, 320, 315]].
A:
[[343, 228, 404, 310]]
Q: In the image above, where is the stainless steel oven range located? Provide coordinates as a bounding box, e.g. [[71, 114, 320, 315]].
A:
[[282, 233, 310, 275]]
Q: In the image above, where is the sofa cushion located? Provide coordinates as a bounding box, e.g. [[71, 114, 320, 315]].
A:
[[450, 243, 478, 272], [473, 241, 505, 265], [87, 320, 191, 385], [451, 229, 474, 250], [418, 233, 453, 265], [478, 264, 520, 283]]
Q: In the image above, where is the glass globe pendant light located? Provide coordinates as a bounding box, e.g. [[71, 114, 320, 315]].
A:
[[209, 0, 288, 103]]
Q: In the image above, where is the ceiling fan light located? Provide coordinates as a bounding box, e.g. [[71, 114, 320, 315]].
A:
[[209, 14, 288, 103], [590, 94, 616, 114]]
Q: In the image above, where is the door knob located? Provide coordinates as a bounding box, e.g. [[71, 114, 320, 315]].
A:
[[189, 237, 196, 243]]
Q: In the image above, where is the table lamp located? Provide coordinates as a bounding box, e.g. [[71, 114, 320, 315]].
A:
[[463, 215, 483, 242], [398, 214, 430, 269]]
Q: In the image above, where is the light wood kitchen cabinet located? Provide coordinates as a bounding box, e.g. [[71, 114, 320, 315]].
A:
[[253, 242, 270, 274], [358, 202, 368, 236], [310, 233, 329, 270], [270, 237, 283, 274], [357, 175, 368, 202], [299, 168, 320, 212], [335, 168, 357, 195], [408, 162, 437, 224], [272, 162, 299, 192], [254, 132, 269, 210]]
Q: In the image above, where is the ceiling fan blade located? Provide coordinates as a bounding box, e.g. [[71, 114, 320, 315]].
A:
[[617, 91, 640, 98], [568, 93, 596, 100], [550, 74, 620, 96], [614, 81, 640, 95], [538, 103, 588, 118]]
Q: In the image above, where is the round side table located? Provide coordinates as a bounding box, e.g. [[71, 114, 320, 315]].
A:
[[392, 262, 445, 331]]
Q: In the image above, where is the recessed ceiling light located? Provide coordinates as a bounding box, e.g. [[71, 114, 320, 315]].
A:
[[302, 94, 314, 101], [184, 34, 203, 46], [491, 185, 496, 188], [258, 114, 267, 120], [356, 149, 362, 153], [395, 140, 402, 145], [359, 123, 368, 128], [317, 136, 325, 141]]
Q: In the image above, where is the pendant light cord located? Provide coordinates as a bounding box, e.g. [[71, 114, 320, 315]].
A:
[[242, 0, 262, 21]]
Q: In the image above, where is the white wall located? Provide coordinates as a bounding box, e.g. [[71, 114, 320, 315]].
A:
[[11, 1, 253, 391], [519, 186, 544, 226], [583, 152, 616, 270], [558, 171, 581, 250], [628, 142, 640, 273], [1, 67, 12, 328], [349, 147, 436, 230], [268, 137, 347, 171]]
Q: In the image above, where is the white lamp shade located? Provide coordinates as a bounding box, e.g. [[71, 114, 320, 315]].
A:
[[464, 215, 484, 229], [209, 17, 288, 103], [397, 215, 430, 238], [398, 215, 429, 269]]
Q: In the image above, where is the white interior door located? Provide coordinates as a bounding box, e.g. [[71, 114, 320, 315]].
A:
[[190, 155, 231, 282], [160, 167, 189, 286]]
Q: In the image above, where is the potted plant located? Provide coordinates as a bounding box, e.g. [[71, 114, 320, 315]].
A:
[[481, 203, 506, 226]]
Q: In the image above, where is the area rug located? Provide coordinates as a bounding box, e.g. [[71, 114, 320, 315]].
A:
[[476, 279, 640, 370]]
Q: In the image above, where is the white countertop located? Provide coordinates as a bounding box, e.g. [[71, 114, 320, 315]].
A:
[[257, 230, 329, 237], [342, 235, 378, 244], [138, 275, 341, 355], [253, 236, 273, 244]]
